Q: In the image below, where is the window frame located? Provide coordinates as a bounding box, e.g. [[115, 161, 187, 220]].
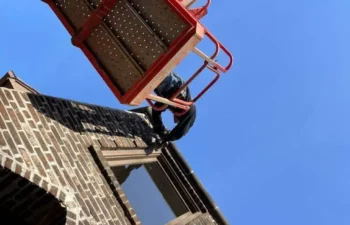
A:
[[99, 146, 201, 225]]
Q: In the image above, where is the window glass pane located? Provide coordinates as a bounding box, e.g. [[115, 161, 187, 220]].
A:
[[112, 162, 188, 225]]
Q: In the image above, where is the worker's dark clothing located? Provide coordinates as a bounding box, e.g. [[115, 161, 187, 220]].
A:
[[153, 72, 196, 142]]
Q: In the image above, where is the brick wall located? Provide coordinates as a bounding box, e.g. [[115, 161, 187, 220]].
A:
[[0, 87, 160, 224]]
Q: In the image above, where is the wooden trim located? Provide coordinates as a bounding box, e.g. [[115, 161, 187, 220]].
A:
[[107, 157, 158, 167], [102, 149, 161, 167]]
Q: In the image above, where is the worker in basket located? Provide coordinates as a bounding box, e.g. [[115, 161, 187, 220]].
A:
[[152, 72, 197, 143]]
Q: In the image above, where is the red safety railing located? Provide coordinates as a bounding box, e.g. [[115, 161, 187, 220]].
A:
[[148, 26, 233, 116]]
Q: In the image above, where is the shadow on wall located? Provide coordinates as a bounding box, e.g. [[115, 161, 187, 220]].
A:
[[27, 93, 159, 148]]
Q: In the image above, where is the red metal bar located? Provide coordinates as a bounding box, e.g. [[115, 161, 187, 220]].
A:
[[193, 65, 220, 102], [204, 30, 234, 72], [188, 0, 211, 19], [147, 97, 192, 116], [172, 98, 193, 106], [72, 0, 118, 47], [171, 62, 207, 101], [168, 98, 194, 117], [171, 62, 218, 103], [202, 0, 211, 9], [189, 8, 208, 20], [147, 99, 169, 111], [169, 31, 220, 101], [192, 31, 233, 73], [168, 65, 219, 117], [171, 0, 234, 72], [146, 98, 190, 111]]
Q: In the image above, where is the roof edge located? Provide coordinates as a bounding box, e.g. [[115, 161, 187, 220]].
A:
[[0, 70, 40, 94]]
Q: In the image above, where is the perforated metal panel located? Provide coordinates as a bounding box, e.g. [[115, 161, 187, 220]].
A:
[[102, 0, 166, 70], [86, 25, 143, 93], [53, 0, 91, 30], [49, 0, 196, 98], [85, 0, 188, 70], [127, 0, 189, 46]]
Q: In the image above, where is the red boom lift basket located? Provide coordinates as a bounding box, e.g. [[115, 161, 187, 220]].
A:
[[43, 0, 233, 113]]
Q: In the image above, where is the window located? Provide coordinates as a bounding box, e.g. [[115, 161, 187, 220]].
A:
[[112, 162, 188, 225], [99, 148, 195, 225], [93, 146, 206, 225]]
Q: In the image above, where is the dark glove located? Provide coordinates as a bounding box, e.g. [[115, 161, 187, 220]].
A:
[[153, 126, 171, 141], [154, 124, 167, 135], [160, 130, 172, 142]]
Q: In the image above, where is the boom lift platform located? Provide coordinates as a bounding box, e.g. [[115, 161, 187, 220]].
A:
[[42, 0, 233, 113]]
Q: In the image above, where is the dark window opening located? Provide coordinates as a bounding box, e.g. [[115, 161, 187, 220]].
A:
[[0, 206, 31, 225]]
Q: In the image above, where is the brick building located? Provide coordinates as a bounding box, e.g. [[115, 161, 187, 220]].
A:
[[0, 71, 229, 225]]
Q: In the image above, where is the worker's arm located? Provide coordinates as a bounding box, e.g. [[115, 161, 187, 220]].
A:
[[151, 103, 168, 134], [152, 85, 196, 142], [163, 105, 197, 142]]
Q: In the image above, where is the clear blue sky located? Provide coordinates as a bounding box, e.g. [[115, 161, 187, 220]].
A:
[[1, 0, 350, 224]]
